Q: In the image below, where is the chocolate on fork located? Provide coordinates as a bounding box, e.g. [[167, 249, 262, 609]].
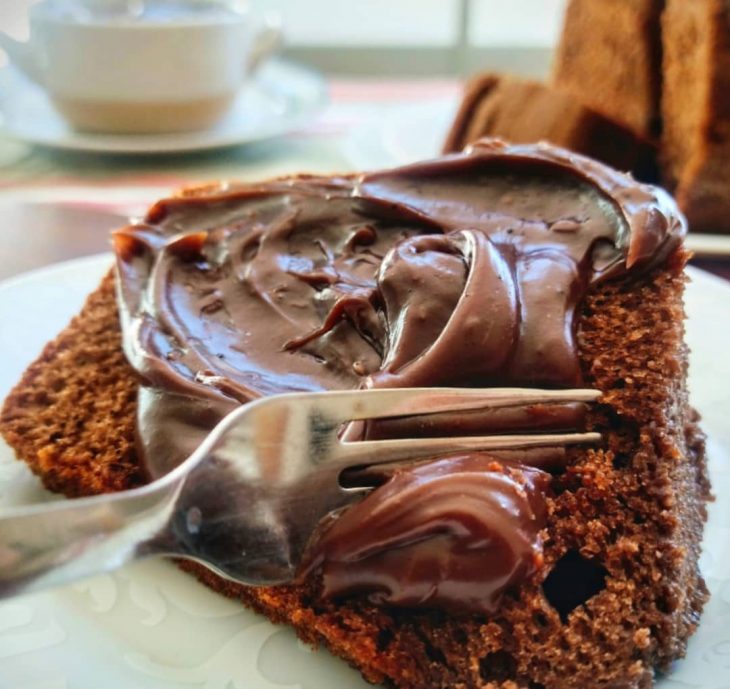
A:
[[0, 386, 599, 599]]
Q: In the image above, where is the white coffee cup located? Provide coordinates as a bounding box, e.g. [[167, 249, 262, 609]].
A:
[[0, 0, 281, 134]]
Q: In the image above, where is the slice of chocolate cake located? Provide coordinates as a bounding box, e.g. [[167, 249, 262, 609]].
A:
[[0, 141, 709, 689], [442, 73, 657, 181], [552, 0, 664, 139]]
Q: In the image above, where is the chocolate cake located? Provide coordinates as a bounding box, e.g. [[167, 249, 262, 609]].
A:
[[442, 73, 657, 180], [0, 141, 710, 689], [661, 0, 730, 233], [552, 0, 664, 139]]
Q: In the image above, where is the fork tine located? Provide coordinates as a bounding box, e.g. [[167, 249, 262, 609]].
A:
[[335, 431, 602, 466], [274, 387, 601, 425]]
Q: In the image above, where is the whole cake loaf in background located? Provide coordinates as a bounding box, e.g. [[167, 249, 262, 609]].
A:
[[446, 0, 730, 233], [661, 0, 730, 233], [0, 140, 710, 689], [442, 73, 656, 181], [553, 0, 664, 139]]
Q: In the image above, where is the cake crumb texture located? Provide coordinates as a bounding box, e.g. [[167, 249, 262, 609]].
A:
[[0, 273, 142, 496], [0, 249, 709, 689]]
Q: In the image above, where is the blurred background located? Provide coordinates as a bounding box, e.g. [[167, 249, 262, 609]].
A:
[[0, 0, 727, 281], [1, 0, 567, 77]]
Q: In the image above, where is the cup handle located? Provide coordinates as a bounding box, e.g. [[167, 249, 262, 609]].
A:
[[0, 32, 43, 86], [246, 14, 283, 75]]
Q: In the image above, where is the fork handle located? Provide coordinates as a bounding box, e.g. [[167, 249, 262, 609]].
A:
[[0, 476, 180, 600]]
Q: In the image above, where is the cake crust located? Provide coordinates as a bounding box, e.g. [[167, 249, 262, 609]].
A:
[[0, 243, 708, 688], [0, 273, 143, 496]]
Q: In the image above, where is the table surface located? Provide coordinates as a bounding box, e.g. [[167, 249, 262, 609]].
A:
[[0, 77, 727, 282]]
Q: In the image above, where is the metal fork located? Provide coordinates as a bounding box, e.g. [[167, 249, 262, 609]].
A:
[[0, 387, 601, 599]]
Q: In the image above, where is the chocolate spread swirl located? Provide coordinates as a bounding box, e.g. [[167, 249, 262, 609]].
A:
[[113, 140, 685, 612], [299, 456, 550, 614]]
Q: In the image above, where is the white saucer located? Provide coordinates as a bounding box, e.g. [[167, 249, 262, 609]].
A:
[[0, 59, 327, 155]]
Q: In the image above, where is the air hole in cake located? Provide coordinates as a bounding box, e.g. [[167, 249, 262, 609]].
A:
[[542, 550, 608, 622], [607, 412, 626, 431], [376, 628, 393, 652], [612, 452, 631, 469], [533, 611, 550, 628], [605, 425, 641, 456], [452, 627, 468, 645], [656, 591, 679, 614], [479, 650, 516, 683], [550, 481, 568, 497], [422, 637, 448, 665]]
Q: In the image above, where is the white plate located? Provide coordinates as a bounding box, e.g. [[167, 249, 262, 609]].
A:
[[0, 255, 728, 689], [0, 59, 327, 155]]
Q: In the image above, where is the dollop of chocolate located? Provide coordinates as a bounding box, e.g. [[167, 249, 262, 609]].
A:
[[298, 455, 550, 614], [113, 140, 685, 612]]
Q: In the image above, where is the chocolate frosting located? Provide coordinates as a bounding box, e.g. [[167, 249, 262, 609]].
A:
[[298, 456, 550, 614], [114, 139, 685, 612]]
